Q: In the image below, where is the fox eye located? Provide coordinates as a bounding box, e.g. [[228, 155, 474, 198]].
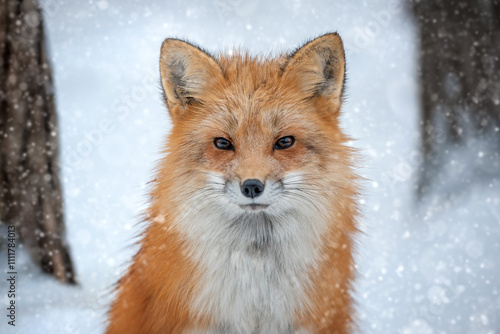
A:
[[214, 137, 234, 151], [274, 136, 295, 150]]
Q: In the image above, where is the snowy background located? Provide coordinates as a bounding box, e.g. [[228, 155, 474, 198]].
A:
[[1, 0, 499, 333]]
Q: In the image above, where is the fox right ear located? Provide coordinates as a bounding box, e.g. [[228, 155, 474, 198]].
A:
[[159, 39, 224, 114], [282, 33, 346, 106]]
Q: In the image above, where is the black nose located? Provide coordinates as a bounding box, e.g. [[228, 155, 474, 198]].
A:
[[240, 179, 265, 198]]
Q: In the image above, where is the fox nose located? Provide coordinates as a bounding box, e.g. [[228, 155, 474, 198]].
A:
[[240, 179, 265, 198]]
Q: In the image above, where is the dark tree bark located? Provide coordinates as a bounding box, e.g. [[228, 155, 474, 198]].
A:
[[0, 0, 75, 283], [411, 0, 500, 196]]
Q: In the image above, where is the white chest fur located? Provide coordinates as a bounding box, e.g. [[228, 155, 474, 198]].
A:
[[178, 207, 326, 334]]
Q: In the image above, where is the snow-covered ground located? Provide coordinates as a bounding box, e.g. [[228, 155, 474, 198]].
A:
[[1, 0, 499, 333]]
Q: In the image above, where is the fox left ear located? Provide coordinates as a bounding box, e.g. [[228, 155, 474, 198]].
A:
[[283, 33, 346, 104], [159, 38, 224, 116]]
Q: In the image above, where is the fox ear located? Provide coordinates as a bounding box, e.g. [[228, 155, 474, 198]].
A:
[[159, 39, 223, 112], [283, 33, 346, 103]]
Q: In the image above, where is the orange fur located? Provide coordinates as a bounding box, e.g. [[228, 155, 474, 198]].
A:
[[107, 33, 361, 334]]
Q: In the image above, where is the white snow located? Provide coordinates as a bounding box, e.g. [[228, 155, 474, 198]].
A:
[[1, 0, 499, 333]]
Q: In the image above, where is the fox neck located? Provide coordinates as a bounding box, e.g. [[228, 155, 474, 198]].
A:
[[177, 204, 330, 333]]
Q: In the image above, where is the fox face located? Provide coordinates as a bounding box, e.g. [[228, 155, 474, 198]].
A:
[[201, 102, 341, 219], [159, 34, 352, 224]]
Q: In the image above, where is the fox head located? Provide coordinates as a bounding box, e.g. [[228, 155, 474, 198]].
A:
[[155, 33, 356, 227]]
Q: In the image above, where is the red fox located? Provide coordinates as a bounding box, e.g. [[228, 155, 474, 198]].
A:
[[106, 32, 361, 334]]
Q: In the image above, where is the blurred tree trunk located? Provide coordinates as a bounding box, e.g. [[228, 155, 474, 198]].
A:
[[0, 0, 75, 283], [411, 0, 500, 196]]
